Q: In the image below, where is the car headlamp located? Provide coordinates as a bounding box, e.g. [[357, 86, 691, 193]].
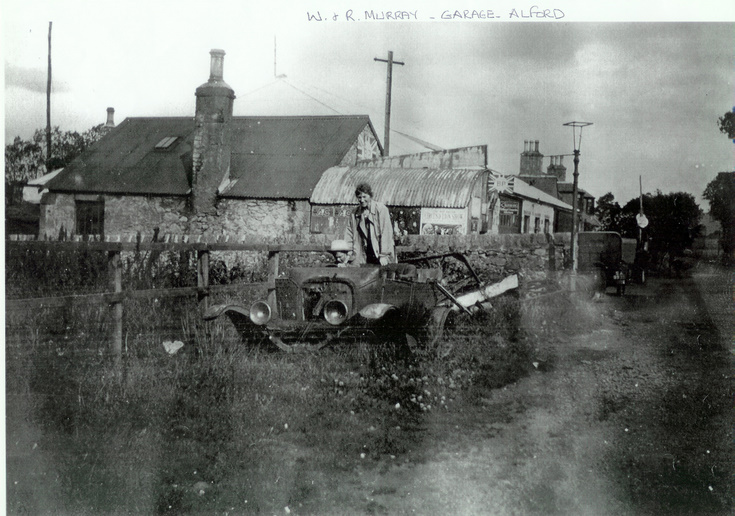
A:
[[249, 301, 272, 325], [323, 300, 349, 326]]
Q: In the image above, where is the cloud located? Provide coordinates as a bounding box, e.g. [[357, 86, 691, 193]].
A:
[[5, 63, 68, 93]]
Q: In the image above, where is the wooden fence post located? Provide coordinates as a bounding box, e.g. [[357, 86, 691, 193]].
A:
[[108, 250, 123, 360], [197, 249, 210, 312], [267, 250, 280, 306]]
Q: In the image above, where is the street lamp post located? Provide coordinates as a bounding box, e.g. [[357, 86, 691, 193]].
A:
[[563, 121, 593, 276]]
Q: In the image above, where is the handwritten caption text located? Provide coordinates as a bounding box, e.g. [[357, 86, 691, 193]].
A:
[[306, 6, 566, 22]]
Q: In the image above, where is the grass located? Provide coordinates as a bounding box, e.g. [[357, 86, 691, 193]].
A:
[[6, 247, 590, 513]]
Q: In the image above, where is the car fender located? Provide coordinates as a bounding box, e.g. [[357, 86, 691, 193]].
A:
[[359, 303, 397, 320], [204, 303, 250, 320], [203, 303, 260, 333]]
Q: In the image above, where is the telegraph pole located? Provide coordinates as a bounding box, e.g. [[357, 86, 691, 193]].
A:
[[374, 51, 404, 157], [46, 21, 52, 168]]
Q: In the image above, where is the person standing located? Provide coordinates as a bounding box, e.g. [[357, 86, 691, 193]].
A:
[[344, 183, 395, 266]]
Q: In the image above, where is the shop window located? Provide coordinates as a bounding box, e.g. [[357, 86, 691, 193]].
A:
[[499, 212, 516, 228]]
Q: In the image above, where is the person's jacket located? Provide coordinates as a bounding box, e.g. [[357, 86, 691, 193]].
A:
[[344, 200, 396, 266]]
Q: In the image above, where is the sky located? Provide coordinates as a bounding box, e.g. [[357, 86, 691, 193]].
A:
[[2, 0, 734, 207]]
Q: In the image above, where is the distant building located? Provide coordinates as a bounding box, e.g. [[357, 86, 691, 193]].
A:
[[517, 139, 600, 232]]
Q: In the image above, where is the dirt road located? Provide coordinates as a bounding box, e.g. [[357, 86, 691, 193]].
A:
[[337, 267, 734, 515]]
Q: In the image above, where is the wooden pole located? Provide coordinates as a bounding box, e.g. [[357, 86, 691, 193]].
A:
[[108, 250, 122, 360], [46, 21, 52, 168], [197, 249, 210, 312], [374, 51, 404, 157], [267, 250, 280, 306]]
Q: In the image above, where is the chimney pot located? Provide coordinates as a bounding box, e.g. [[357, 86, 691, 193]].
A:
[[209, 49, 226, 82], [535, 140, 539, 152], [105, 107, 115, 127]]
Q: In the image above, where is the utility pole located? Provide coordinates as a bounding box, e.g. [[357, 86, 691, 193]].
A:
[[639, 175, 643, 242], [273, 36, 286, 79], [374, 51, 404, 157], [46, 21, 52, 168]]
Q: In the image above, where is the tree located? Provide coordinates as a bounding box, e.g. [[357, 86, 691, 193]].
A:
[[718, 110, 735, 139], [4, 137, 46, 185], [621, 190, 702, 264], [703, 172, 735, 263], [4, 124, 106, 204], [594, 192, 623, 233]]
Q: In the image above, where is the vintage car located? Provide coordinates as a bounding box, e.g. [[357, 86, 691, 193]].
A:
[[578, 231, 629, 295], [204, 252, 518, 352]]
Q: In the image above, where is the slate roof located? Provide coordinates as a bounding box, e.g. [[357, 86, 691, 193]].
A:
[[221, 116, 372, 199], [511, 178, 573, 211], [47, 115, 374, 200], [47, 117, 195, 196], [557, 182, 590, 195], [518, 175, 559, 198]]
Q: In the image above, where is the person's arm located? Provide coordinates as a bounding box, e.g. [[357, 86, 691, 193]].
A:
[[377, 203, 395, 264]]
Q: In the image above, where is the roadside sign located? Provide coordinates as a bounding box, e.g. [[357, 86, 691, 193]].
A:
[[636, 214, 649, 228]]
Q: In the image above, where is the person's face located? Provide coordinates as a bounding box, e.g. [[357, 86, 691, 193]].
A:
[[356, 192, 371, 209]]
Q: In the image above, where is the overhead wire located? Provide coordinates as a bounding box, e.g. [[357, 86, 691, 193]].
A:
[[244, 74, 444, 152]]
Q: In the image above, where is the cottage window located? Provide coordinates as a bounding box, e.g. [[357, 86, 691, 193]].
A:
[[76, 200, 105, 237], [534, 216, 541, 233]]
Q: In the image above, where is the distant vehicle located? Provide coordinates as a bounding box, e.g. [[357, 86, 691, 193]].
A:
[[204, 252, 518, 352], [578, 232, 629, 295], [622, 238, 649, 285]]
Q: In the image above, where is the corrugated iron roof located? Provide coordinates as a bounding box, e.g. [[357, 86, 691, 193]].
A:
[[311, 167, 485, 208], [47, 115, 373, 199]]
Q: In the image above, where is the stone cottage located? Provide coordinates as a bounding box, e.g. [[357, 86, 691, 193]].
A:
[[40, 49, 383, 241]]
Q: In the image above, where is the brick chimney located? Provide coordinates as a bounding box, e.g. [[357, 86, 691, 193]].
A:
[[520, 138, 544, 175], [192, 49, 236, 214], [547, 155, 567, 182], [105, 107, 115, 128]]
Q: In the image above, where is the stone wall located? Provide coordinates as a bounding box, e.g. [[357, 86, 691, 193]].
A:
[[396, 232, 568, 283], [39, 193, 76, 239], [39, 194, 312, 241], [269, 232, 570, 284]]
